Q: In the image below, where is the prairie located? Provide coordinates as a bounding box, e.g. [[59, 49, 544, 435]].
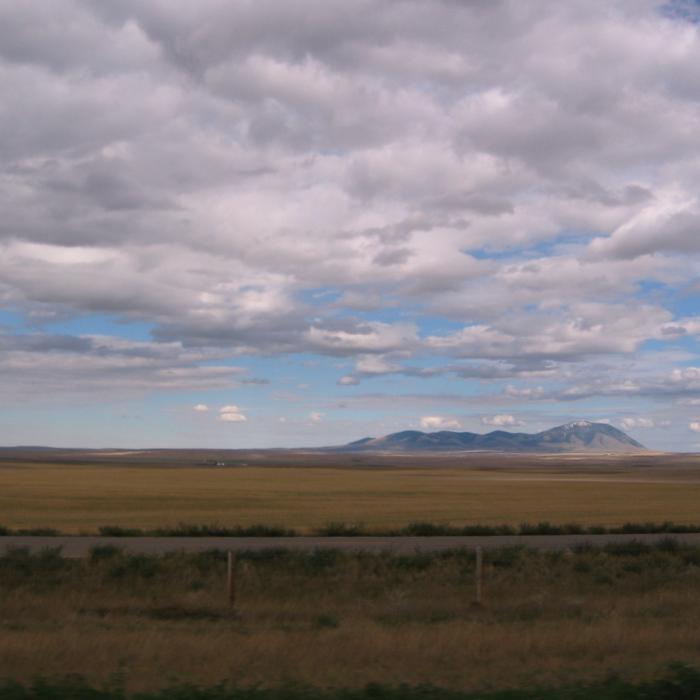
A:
[[2, 452, 700, 532], [2, 544, 700, 691]]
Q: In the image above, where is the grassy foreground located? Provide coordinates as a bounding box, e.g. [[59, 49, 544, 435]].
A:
[[4, 463, 700, 532], [3, 665, 700, 700], [3, 543, 700, 691]]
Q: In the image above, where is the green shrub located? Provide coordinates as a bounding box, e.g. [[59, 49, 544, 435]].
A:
[[106, 553, 160, 580], [314, 614, 339, 629], [98, 526, 144, 537], [15, 527, 60, 536], [89, 545, 122, 562], [151, 523, 296, 537], [487, 546, 525, 568], [314, 523, 364, 537], [391, 553, 434, 572]]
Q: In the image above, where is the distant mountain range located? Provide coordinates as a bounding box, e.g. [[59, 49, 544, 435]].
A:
[[339, 421, 647, 454]]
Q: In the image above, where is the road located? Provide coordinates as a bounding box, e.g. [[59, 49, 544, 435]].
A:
[[2, 532, 700, 557]]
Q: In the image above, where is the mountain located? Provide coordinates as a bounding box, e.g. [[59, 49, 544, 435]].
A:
[[341, 421, 646, 454]]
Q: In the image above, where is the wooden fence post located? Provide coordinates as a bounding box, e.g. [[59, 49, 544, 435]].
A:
[[227, 550, 236, 610], [475, 545, 483, 605]]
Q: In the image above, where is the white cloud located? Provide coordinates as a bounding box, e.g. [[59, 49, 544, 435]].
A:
[[193, 404, 209, 412], [420, 415, 461, 430], [310, 411, 324, 423], [689, 422, 700, 433], [218, 404, 247, 423], [481, 414, 523, 428], [355, 354, 403, 374], [621, 417, 655, 429], [337, 375, 359, 385], [589, 192, 700, 260], [219, 412, 247, 423], [307, 323, 418, 357], [3, 1, 700, 449]]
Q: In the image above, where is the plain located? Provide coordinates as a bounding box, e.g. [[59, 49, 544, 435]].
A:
[[2, 451, 700, 532]]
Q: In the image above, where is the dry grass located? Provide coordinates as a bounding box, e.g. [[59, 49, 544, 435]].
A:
[[2, 546, 700, 691], [3, 461, 700, 532]]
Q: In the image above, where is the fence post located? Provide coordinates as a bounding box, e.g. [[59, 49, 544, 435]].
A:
[[475, 545, 483, 605], [227, 550, 236, 610]]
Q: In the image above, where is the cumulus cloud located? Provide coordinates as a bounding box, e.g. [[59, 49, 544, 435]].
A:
[[218, 405, 247, 423], [193, 404, 209, 412], [2, 1, 700, 448], [309, 411, 324, 424], [481, 414, 523, 428], [2, 2, 698, 363], [588, 193, 700, 260], [420, 416, 461, 430], [689, 422, 700, 433]]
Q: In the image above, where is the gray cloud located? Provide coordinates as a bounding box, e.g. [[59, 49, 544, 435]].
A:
[[1, 0, 700, 413], [0, 331, 246, 401]]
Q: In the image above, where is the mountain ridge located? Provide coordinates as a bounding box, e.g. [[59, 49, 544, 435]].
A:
[[339, 421, 646, 454]]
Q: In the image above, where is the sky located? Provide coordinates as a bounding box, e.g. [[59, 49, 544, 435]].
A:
[[2, 1, 700, 450]]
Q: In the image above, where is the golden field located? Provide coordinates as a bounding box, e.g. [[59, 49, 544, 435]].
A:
[[2, 545, 700, 690], [2, 452, 700, 531]]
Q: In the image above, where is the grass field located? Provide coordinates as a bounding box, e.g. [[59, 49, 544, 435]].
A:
[[3, 544, 700, 691], [3, 457, 700, 532], [4, 454, 700, 695]]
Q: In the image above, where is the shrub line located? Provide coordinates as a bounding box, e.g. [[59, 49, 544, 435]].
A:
[[4, 521, 700, 538]]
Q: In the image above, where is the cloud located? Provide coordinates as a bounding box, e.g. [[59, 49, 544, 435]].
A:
[[2, 1, 698, 368], [621, 417, 655, 429], [420, 416, 461, 430], [306, 322, 418, 357], [218, 404, 247, 423], [0, 331, 245, 401], [309, 411, 324, 424], [193, 404, 209, 412], [690, 422, 700, 433], [337, 375, 359, 386], [481, 414, 523, 428], [588, 193, 700, 260], [426, 304, 672, 362], [2, 1, 700, 449]]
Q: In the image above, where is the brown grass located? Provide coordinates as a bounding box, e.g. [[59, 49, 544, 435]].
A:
[[2, 547, 700, 690], [3, 459, 700, 532]]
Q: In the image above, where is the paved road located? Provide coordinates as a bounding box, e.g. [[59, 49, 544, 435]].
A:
[[2, 533, 700, 557]]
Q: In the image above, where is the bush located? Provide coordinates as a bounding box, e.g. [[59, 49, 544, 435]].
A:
[[314, 614, 339, 629], [604, 541, 652, 557], [487, 546, 526, 568], [314, 523, 364, 537], [518, 522, 563, 535], [462, 524, 516, 536], [152, 523, 296, 537], [106, 553, 160, 580], [98, 526, 144, 537], [0, 547, 72, 589], [89, 545, 122, 562], [402, 522, 454, 536]]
